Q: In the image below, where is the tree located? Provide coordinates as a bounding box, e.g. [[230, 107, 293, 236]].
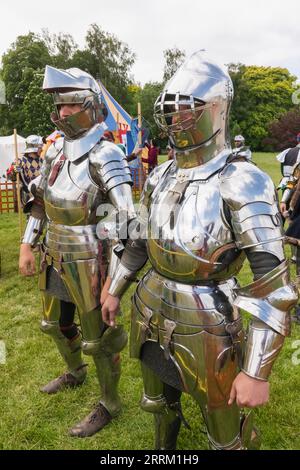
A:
[[41, 29, 78, 68], [231, 121, 242, 142], [126, 83, 142, 117], [130, 81, 163, 138], [22, 71, 54, 137], [228, 63, 297, 150], [81, 24, 136, 108], [0, 26, 137, 137], [0, 33, 52, 134], [263, 108, 300, 151], [163, 47, 186, 82]]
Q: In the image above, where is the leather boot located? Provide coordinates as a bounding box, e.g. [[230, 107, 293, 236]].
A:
[[69, 402, 112, 438], [40, 368, 86, 394]]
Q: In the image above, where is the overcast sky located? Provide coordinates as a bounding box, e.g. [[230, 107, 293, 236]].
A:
[[0, 0, 299, 85]]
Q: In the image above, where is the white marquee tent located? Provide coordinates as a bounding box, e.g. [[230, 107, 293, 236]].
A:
[[0, 134, 26, 181]]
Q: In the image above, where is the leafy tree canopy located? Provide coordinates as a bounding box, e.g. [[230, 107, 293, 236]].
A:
[[0, 26, 136, 136], [163, 47, 186, 82], [229, 63, 297, 150], [263, 108, 300, 151]]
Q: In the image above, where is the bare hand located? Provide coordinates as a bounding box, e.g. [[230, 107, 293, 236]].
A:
[[228, 371, 269, 408], [101, 294, 120, 327], [280, 202, 287, 215], [19, 243, 36, 276], [100, 276, 111, 305]]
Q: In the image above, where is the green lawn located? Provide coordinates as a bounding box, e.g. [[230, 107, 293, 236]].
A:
[[0, 152, 299, 450]]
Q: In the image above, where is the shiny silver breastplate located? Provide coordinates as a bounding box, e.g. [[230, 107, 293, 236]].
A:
[[44, 152, 104, 226], [147, 171, 245, 282]]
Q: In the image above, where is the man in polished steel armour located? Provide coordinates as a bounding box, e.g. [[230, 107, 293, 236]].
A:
[[19, 66, 135, 437], [279, 156, 300, 322], [102, 51, 298, 449]]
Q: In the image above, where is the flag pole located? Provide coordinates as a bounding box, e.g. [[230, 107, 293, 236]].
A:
[[116, 112, 120, 143], [13, 129, 23, 241], [137, 102, 143, 194]]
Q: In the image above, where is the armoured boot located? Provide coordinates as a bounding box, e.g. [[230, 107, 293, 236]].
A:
[[40, 325, 87, 394], [69, 352, 121, 437], [40, 368, 86, 394], [154, 405, 182, 450], [69, 325, 127, 437], [208, 411, 261, 450], [68, 401, 112, 438], [139, 362, 184, 449]]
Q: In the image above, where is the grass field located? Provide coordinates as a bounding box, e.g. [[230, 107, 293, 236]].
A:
[[0, 152, 299, 450]]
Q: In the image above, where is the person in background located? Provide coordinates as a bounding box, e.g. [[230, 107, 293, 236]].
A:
[[276, 132, 300, 197], [279, 145, 300, 322], [233, 134, 252, 160], [7, 135, 43, 207], [277, 132, 300, 265], [143, 139, 159, 172], [40, 130, 64, 159], [103, 130, 143, 162]]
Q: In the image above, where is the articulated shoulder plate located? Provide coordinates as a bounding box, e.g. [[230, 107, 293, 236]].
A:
[[220, 160, 276, 209], [89, 140, 132, 192], [220, 160, 284, 256]]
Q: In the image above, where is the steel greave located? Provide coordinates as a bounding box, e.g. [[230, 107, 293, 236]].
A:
[[41, 293, 86, 379]]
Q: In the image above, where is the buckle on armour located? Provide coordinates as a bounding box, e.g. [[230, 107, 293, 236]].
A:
[[140, 306, 153, 343], [162, 319, 176, 360]]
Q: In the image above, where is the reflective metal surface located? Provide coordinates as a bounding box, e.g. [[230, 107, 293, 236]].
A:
[[40, 292, 86, 378], [242, 321, 284, 380], [89, 140, 132, 191], [220, 160, 285, 257], [44, 154, 105, 226], [131, 269, 244, 449], [41, 290, 126, 417], [43, 65, 108, 141], [36, 137, 136, 314], [154, 51, 233, 168], [63, 122, 107, 161], [109, 263, 137, 297], [22, 216, 45, 245], [147, 167, 245, 282], [43, 66, 102, 94], [232, 146, 252, 160], [234, 261, 297, 337], [130, 268, 242, 372], [234, 261, 297, 379]]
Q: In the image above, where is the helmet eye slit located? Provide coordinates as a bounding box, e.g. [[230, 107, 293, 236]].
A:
[[154, 93, 207, 132]]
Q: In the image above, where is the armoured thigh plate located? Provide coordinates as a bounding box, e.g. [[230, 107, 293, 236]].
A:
[[147, 171, 245, 282], [131, 269, 244, 409], [40, 154, 108, 312]]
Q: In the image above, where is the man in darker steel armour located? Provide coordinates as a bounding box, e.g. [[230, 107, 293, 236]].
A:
[[19, 66, 135, 437]]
